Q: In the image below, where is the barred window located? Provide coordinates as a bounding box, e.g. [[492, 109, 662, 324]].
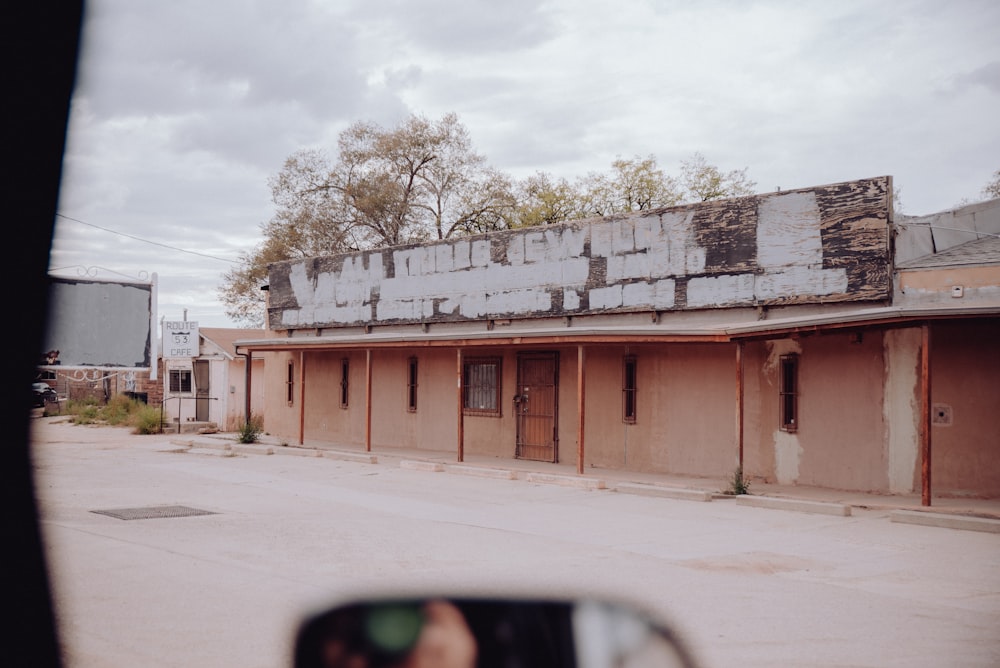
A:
[[779, 354, 798, 432], [463, 358, 501, 417], [407, 357, 418, 412], [340, 358, 349, 408], [286, 360, 294, 406], [623, 355, 637, 424]]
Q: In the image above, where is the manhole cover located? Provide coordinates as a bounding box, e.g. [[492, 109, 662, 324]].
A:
[[91, 505, 217, 521]]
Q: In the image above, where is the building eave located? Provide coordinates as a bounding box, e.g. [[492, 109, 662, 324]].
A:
[[234, 302, 1000, 353]]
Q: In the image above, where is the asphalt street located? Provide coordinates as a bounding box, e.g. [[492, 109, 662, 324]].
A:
[[31, 419, 1000, 668]]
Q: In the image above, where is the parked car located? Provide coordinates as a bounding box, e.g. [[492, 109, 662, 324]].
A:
[[32, 382, 57, 408]]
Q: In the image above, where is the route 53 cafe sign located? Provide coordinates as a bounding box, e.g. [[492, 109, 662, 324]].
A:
[[163, 321, 199, 359]]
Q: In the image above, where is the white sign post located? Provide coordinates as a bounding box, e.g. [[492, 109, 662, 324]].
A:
[[163, 321, 199, 358]]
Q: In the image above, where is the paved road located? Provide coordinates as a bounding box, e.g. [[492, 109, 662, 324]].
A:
[[32, 419, 1000, 668]]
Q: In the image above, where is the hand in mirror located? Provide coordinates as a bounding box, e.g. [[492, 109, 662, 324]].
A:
[[294, 596, 698, 668]]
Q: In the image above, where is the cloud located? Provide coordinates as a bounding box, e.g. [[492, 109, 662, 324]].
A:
[[56, 0, 1000, 326]]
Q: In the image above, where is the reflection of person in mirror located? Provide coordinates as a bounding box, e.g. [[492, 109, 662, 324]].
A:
[[318, 600, 476, 668], [398, 600, 476, 668]]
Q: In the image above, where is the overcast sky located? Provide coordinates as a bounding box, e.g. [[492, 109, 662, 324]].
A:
[[52, 0, 1000, 327]]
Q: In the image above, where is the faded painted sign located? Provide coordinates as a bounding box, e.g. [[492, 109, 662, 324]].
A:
[[163, 321, 199, 358], [44, 277, 153, 367], [268, 177, 891, 330]]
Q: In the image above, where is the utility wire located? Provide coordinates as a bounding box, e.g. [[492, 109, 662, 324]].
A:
[[56, 213, 239, 263]]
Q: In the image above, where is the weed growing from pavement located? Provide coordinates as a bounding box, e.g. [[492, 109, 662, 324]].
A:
[[237, 415, 264, 444], [724, 466, 751, 496]]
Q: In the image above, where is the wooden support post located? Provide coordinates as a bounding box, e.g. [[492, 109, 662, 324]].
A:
[[736, 340, 744, 470], [920, 324, 932, 506], [577, 345, 586, 475], [365, 349, 372, 453], [456, 348, 464, 462], [298, 351, 305, 446]]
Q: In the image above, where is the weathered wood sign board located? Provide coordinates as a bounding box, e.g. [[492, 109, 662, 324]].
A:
[[268, 176, 891, 330]]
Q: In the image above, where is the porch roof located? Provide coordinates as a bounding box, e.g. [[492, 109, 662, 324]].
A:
[[234, 301, 1000, 352]]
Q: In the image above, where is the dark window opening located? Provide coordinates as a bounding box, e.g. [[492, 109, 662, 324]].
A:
[[780, 353, 798, 432], [463, 358, 501, 417], [169, 369, 192, 393], [407, 357, 418, 412], [623, 355, 637, 424], [286, 360, 294, 406], [340, 358, 349, 408]]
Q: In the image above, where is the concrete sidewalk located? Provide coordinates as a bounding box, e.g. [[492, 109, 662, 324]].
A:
[[174, 430, 1000, 531]]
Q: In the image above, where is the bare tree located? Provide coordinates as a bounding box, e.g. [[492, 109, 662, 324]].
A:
[[220, 116, 761, 325], [982, 169, 1000, 200], [219, 113, 513, 325]]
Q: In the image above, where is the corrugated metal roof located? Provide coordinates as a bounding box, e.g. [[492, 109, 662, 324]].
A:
[[896, 235, 1000, 270]]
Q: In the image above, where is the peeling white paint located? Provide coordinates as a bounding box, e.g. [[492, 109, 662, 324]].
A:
[[757, 192, 823, 266], [688, 274, 756, 308], [884, 329, 920, 493], [755, 265, 848, 300], [590, 285, 623, 310], [773, 429, 803, 484], [764, 339, 802, 375], [275, 179, 889, 328], [755, 193, 849, 300]]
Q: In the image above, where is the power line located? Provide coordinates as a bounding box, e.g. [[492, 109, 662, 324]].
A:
[[55, 213, 239, 263]]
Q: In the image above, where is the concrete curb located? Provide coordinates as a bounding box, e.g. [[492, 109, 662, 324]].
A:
[[270, 446, 323, 458], [524, 472, 606, 490], [401, 460, 445, 472], [444, 465, 517, 480], [614, 482, 713, 502], [890, 510, 1000, 533], [232, 444, 273, 456], [164, 436, 999, 521], [159, 445, 194, 453], [188, 447, 237, 458], [736, 495, 852, 516], [323, 451, 378, 464]]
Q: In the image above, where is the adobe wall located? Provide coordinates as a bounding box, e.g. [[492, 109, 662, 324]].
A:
[[930, 320, 1000, 497], [578, 344, 737, 476], [260, 351, 300, 444], [255, 321, 998, 498], [744, 333, 890, 492], [369, 349, 463, 454]]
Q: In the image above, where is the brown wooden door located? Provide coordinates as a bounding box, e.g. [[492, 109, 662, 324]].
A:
[[193, 359, 210, 422], [515, 352, 559, 462]]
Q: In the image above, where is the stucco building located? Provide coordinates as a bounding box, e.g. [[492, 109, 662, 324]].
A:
[[163, 328, 265, 431], [236, 176, 1000, 501]]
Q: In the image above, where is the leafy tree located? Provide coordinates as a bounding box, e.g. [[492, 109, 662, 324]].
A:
[[514, 172, 586, 227], [220, 115, 759, 325], [578, 155, 681, 216], [220, 113, 513, 325], [678, 152, 756, 202]]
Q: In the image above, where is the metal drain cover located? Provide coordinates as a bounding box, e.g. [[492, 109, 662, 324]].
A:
[[91, 505, 217, 521]]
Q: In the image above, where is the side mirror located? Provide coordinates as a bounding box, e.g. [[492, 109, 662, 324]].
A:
[[294, 595, 699, 668]]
